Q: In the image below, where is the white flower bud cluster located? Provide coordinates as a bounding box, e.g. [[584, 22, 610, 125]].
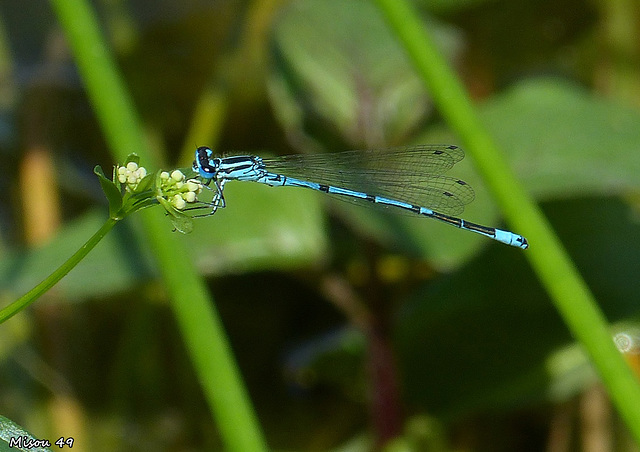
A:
[[117, 162, 147, 191], [159, 170, 203, 210]]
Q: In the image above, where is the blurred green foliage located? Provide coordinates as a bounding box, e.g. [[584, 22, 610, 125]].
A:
[[0, 0, 639, 450]]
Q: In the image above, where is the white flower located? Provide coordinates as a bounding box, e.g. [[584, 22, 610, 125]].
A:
[[117, 161, 148, 191], [172, 194, 186, 210], [158, 171, 204, 210]]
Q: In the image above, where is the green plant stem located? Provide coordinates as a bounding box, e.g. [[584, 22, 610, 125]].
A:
[[180, 83, 228, 166], [144, 210, 268, 452], [0, 217, 118, 323], [374, 0, 640, 440], [50, 0, 151, 165], [49, 1, 268, 450]]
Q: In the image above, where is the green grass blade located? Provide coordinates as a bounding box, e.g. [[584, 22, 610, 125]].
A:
[[374, 0, 640, 441], [49, 0, 268, 450]]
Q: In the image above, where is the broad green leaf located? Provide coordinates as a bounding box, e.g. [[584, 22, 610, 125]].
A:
[[309, 78, 640, 268], [270, 0, 640, 269], [0, 416, 51, 451], [268, 0, 460, 148], [484, 77, 640, 197], [409, 77, 640, 263], [184, 178, 327, 275], [0, 211, 154, 301], [0, 180, 327, 301]]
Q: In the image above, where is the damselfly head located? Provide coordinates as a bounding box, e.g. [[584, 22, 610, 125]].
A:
[[194, 146, 220, 179]]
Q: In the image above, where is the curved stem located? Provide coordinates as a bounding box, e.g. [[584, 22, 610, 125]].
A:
[[0, 217, 119, 323], [50, 1, 268, 450]]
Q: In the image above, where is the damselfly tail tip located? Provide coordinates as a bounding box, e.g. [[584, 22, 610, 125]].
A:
[[514, 235, 528, 249], [495, 229, 528, 249]]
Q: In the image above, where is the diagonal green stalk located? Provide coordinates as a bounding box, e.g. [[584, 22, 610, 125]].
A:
[[374, 0, 640, 441], [0, 217, 118, 323], [49, 0, 268, 450]]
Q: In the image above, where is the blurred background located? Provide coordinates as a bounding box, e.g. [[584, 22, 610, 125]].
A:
[[0, 0, 640, 450]]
